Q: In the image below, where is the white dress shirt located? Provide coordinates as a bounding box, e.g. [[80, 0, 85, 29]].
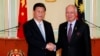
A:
[[67, 20, 76, 35]]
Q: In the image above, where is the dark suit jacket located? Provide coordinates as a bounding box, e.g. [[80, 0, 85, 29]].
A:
[[57, 20, 92, 56], [23, 19, 56, 56]]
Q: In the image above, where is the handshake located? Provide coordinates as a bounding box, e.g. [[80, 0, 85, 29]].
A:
[[45, 42, 56, 51]]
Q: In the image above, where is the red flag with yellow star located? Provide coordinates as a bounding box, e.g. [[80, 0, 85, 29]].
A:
[[75, 0, 85, 22], [17, 0, 27, 39]]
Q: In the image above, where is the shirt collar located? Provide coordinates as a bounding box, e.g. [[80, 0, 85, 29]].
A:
[[68, 19, 76, 25], [34, 18, 43, 25]]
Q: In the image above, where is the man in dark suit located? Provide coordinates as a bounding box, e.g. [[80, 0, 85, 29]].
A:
[[57, 5, 92, 56], [23, 3, 56, 56]]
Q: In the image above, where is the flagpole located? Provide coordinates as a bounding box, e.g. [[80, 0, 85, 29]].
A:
[[90, 0, 94, 38], [8, 0, 12, 38]]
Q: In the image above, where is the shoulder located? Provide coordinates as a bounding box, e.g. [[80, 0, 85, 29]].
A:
[[77, 20, 89, 29], [43, 20, 51, 25], [59, 22, 67, 28], [23, 19, 34, 27]]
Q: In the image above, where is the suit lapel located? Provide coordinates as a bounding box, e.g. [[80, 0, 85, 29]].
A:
[[31, 19, 46, 42], [63, 22, 68, 42]]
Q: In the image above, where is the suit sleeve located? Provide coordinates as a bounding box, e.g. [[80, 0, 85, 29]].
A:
[[57, 24, 63, 50], [23, 24, 46, 50], [48, 23, 55, 44], [84, 24, 92, 56]]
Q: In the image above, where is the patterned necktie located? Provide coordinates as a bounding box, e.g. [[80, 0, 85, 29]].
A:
[[67, 24, 72, 42], [38, 23, 46, 41]]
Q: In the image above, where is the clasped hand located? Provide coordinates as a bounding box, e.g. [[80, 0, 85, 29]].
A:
[[46, 42, 56, 51]]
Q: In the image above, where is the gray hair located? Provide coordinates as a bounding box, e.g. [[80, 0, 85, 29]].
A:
[[66, 4, 77, 13]]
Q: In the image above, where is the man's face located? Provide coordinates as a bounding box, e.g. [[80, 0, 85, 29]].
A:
[[33, 7, 46, 21], [65, 6, 77, 22]]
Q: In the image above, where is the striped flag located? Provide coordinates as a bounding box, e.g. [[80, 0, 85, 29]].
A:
[[17, 0, 27, 39], [75, 0, 85, 22]]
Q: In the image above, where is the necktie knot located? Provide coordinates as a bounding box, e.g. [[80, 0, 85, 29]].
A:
[[70, 24, 72, 26], [39, 23, 42, 26]]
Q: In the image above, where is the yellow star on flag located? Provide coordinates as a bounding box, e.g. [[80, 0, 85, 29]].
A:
[[78, 3, 84, 13], [21, 12, 24, 16], [21, 0, 25, 7]]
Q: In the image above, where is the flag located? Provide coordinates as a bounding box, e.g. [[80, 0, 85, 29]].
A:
[[17, 0, 27, 39], [75, 0, 85, 22]]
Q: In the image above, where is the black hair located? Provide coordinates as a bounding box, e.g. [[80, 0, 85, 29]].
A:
[[33, 3, 46, 11]]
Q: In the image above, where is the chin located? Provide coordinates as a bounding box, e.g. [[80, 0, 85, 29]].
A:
[[68, 20, 74, 22], [37, 18, 43, 20]]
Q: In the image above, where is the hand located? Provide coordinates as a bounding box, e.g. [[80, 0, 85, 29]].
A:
[[46, 42, 56, 51]]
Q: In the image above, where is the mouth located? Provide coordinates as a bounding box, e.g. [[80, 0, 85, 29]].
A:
[[38, 16, 42, 18], [68, 16, 72, 19]]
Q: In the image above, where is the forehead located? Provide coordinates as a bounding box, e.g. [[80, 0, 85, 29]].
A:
[[35, 7, 44, 9], [66, 5, 76, 12], [34, 7, 45, 12]]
